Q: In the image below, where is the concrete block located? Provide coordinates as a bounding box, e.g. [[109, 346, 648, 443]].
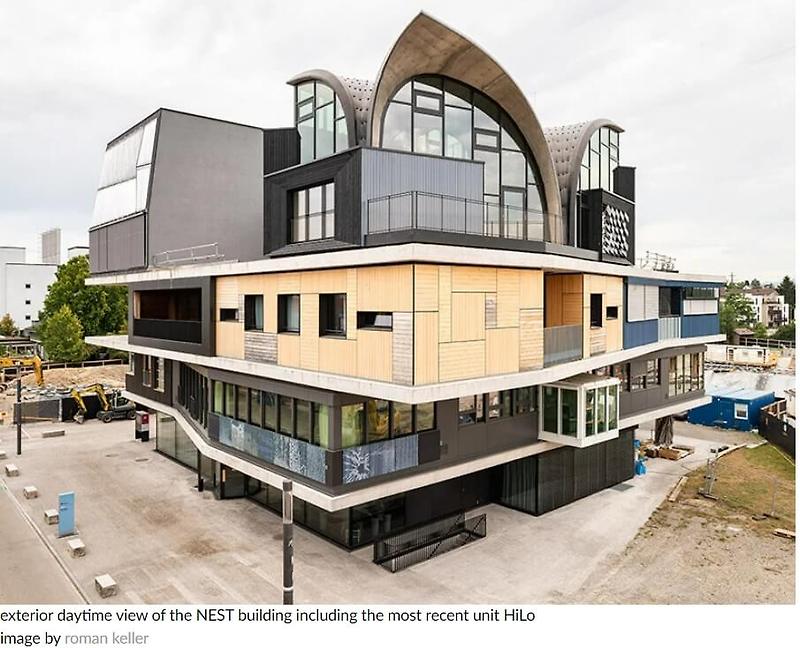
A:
[[4, 464, 19, 477], [44, 509, 59, 525], [0, 450, 7, 460], [23, 486, 38, 499], [41, 429, 65, 439], [67, 538, 86, 557], [94, 573, 117, 598]]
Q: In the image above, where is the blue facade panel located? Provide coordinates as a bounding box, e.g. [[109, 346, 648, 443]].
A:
[[688, 389, 774, 431], [681, 313, 720, 338], [623, 319, 658, 349]]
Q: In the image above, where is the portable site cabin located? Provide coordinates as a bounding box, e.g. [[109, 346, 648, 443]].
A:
[[688, 388, 774, 431]]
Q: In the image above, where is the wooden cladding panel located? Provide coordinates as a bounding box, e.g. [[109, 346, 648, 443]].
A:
[[519, 269, 543, 309], [451, 266, 496, 292], [414, 265, 439, 311], [244, 331, 277, 363], [357, 329, 393, 381], [439, 341, 485, 381], [519, 309, 544, 370], [357, 265, 413, 312], [216, 321, 244, 359], [486, 328, 520, 375], [545, 274, 583, 327], [300, 294, 319, 371], [346, 268, 357, 340], [300, 268, 347, 294], [319, 338, 357, 376], [438, 265, 452, 343], [216, 276, 239, 309], [414, 311, 439, 385], [277, 334, 301, 367], [451, 292, 486, 342], [496, 269, 520, 328], [277, 273, 301, 294], [392, 312, 413, 385]]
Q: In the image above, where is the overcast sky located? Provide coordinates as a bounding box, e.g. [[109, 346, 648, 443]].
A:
[[0, 0, 794, 281]]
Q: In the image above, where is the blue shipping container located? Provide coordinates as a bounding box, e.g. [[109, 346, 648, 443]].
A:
[[688, 388, 774, 431]]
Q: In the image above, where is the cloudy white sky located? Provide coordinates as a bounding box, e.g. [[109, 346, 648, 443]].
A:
[[0, 0, 794, 281]]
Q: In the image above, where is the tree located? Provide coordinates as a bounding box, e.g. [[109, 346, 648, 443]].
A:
[[39, 255, 127, 339], [776, 275, 795, 310], [719, 284, 756, 342], [750, 278, 761, 289], [752, 322, 768, 339], [772, 322, 795, 341], [41, 305, 87, 362], [0, 313, 15, 336]]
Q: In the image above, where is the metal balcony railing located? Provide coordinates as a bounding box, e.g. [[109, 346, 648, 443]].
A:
[[366, 191, 549, 241], [133, 318, 202, 344], [543, 324, 583, 367]]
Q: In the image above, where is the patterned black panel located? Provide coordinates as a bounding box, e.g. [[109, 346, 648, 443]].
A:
[[601, 203, 630, 258]]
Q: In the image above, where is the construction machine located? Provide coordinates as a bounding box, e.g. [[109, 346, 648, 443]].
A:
[[0, 354, 44, 389], [71, 383, 136, 424]]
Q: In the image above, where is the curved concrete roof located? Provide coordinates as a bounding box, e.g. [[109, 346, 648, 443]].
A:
[[366, 12, 565, 243], [544, 119, 623, 244], [287, 69, 373, 149]]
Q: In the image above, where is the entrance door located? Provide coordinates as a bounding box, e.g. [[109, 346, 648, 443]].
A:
[[501, 188, 526, 240]]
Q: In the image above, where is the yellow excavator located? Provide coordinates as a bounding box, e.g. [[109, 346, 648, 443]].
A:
[[0, 354, 44, 389], [71, 383, 136, 424]]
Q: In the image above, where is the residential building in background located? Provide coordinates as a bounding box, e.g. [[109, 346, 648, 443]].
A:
[[742, 287, 792, 330], [0, 245, 57, 328], [85, 13, 725, 549], [40, 227, 62, 265], [67, 245, 90, 259]]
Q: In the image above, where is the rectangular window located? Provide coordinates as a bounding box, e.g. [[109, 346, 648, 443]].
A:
[[458, 395, 484, 426], [606, 306, 619, 320], [319, 294, 346, 337], [734, 403, 748, 420], [313, 404, 330, 448], [244, 295, 264, 331], [279, 396, 294, 436], [608, 384, 618, 429], [296, 400, 312, 442], [542, 386, 558, 434], [142, 356, 153, 387], [415, 402, 435, 432], [236, 386, 248, 422], [220, 308, 238, 322], [250, 390, 263, 426], [264, 392, 277, 431], [514, 387, 536, 415], [392, 402, 413, 437], [366, 399, 390, 443], [668, 357, 678, 397], [278, 295, 300, 333], [659, 287, 681, 317], [213, 381, 224, 414], [612, 363, 629, 391], [561, 389, 578, 437], [357, 311, 393, 330], [290, 181, 335, 243], [646, 359, 659, 386], [154, 357, 165, 392], [487, 391, 511, 419], [341, 403, 365, 447], [585, 389, 595, 437], [590, 293, 603, 328], [597, 387, 607, 433], [224, 383, 235, 418]]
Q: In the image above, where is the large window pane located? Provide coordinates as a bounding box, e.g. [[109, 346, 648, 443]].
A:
[[367, 400, 390, 443], [586, 389, 596, 436], [316, 82, 334, 107], [383, 103, 412, 151], [416, 402, 435, 432], [474, 149, 499, 194], [392, 403, 413, 437], [597, 387, 607, 433], [542, 386, 558, 433], [298, 118, 313, 164], [501, 150, 526, 187], [561, 389, 578, 437], [213, 381, 223, 414], [224, 383, 235, 418], [444, 106, 471, 159], [335, 118, 348, 152], [315, 103, 334, 158], [250, 390, 263, 427], [341, 403, 365, 447], [236, 386, 248, 422], [264, 392, 277, 431], [413, 112, 442, 156], [296, 400, 311, 442], [608, 385, 618, 429], [279, 396, 293, 436], [313, 404, 330, 448]]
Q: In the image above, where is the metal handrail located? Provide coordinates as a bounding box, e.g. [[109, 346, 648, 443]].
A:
[[151, 242, 224, 267], [366, 190, 552, 241]]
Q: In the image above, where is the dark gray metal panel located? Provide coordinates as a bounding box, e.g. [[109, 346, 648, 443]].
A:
[[147, 110, 264, 265], [126, 355, 173, 406], [89, 213, 146, 274], [264, 128, 300, 175]]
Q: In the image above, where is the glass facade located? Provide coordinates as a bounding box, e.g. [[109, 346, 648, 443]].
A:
[[540, 381, 620, 443], [669, 352, 705, 397], [381, 75, 546, 239], [290, 182, 335, 243], [341, 400, 436, 448], [578, 126, 619, 194], [295, 82, 349, 164]]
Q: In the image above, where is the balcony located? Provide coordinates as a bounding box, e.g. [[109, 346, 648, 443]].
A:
[[366, 191, 547, 241], [132, 318, 202, 344], [543, 324, 583, 367], [658, 316, 681, 340]]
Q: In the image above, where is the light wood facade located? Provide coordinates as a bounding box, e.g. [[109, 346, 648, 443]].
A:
[[214, 263, 624, 385]]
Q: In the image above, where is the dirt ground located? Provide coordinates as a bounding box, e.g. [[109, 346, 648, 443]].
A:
[[575, 443, 796, 604]]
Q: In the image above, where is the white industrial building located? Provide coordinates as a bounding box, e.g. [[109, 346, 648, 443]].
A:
[[0, 246, 57, 329]]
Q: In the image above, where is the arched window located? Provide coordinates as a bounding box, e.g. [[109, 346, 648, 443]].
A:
[[295, 81, 349, 164], [578, 126, 620, 193], [381, 75, 546, 240]]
